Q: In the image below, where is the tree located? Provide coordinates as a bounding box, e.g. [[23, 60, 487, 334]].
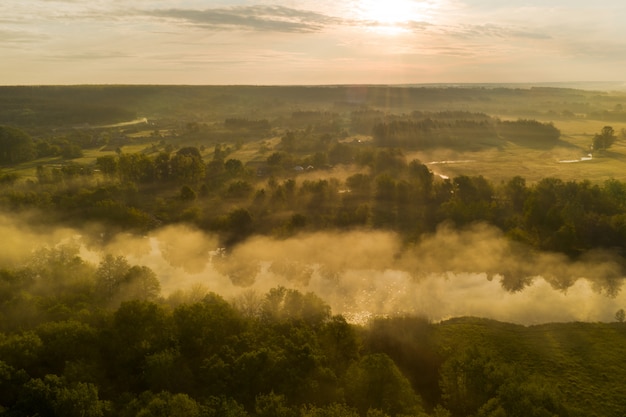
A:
[[0, 331, 44, 374], [260, 287, 331, 327], [94, 254, 131, 302], [118, 153, 155, 183], [96, 155, 118, 178], [121, 265, 161, 301], [267, 151, 289, 167], [173, 293, 245, 360], [61, 142, 83, 159], [25, 243, 95, 299], [107, 300, 174, 392], [440, 346, 508, 416], [226, 180, 253, 199], [501, 176, 528, 213], [0, 125, 36, 164], [255, 392, 297, 417], [120, 391, 202, 417], [15, 375, 109, 417], [344, 353, 424, 416], [319, 315, 360, 376], [225, 158, 245, 177], [176, 146, 202, 159], [408, 159, 434, 196], [180, 185, 197, 201], [346, 173, 371, 195], [476, 374, 568, 417], [171, 152, 205, 183], [592, 126, 617, 151], [616, 308, 625, 323], [94, 255, 160, 304], [498, 119, 560, 143], [35, 320, 99, 376], [280, 131, 297, 152], [300, 403, 359, 417], [154, 151, 171, 181], [225, 208, 254, 245]]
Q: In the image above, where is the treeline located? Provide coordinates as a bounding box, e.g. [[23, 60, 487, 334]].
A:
[[497, 119, 561, 143], [0, 86, 147, 128], [1, 85, 624, 134], [0, 111, 565, 171], [0, 125, 115, 164], [2, 242, 622, 415], [5, 143, 626, 261], [372, 114, 560, 149]]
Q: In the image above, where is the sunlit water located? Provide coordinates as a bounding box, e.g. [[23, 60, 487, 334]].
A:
[[559, 154, 593, 163], [17, 215, 615, 327], [111, 236, 626, 326]]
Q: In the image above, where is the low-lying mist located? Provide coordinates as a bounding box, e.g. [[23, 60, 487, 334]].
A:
[[6, 212, 626, 325]]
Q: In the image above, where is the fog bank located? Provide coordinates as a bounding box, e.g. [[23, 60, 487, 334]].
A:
[[5, 212, 626, 325]]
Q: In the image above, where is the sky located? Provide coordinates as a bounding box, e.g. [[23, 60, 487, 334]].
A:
[[1, 0, 626, 85]]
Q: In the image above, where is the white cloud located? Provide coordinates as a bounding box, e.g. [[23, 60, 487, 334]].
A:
[[144, 5, 342, 33]]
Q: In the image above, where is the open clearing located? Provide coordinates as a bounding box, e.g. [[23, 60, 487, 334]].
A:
[[407, 119, 626, 184]]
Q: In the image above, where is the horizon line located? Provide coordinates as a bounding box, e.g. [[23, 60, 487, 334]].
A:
[[0, 81, 624, 90]]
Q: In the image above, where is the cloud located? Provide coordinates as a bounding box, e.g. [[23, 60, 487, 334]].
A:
[[407, 21, 435, 31], [42, 51, 133, 61], [145, 5, 342, 33], [0, 29, 47, 44], [444, 23, 551, 41], [557, 38, 626, 61]]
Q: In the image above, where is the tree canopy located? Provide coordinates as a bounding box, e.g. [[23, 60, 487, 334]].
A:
[[0, 125, 36, 164], [592, 125, 617, 151]]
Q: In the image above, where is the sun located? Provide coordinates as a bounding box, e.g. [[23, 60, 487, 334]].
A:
[[357, 0, 428, 32]]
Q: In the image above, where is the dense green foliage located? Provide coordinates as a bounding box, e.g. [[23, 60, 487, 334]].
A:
[[592, 126, 617, 151], [0, 126, 36, 164], [4, 144, 626, 263], [0, 243, 424, 416], [0, 86, 139, 128], [1, 245, 626, 416], [370, 111, 498, 149], [497, 119, 561, 143]]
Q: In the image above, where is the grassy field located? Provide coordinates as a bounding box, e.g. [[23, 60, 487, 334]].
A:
[[407, 119, 626, 184], [7, 123, 626, 185]]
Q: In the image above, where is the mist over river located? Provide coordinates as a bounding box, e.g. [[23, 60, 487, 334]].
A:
[[100, 224, 626, 326], [3, 212, 623, 325], [143, 260, 626, 326]]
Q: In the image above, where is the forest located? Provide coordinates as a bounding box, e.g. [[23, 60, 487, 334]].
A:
[[1, 85, 626, 416]]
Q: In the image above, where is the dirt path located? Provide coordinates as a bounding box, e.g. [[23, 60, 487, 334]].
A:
[[75, 117, 149, 129]]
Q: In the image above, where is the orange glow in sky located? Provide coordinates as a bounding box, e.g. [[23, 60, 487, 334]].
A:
[[1, 1, 625, 85]]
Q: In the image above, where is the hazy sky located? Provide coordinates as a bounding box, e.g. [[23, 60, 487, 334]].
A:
[[2, 0, 625, 85]]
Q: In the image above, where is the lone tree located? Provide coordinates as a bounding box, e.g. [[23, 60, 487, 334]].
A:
[[616, 308, 625, 323], [592, 126, 617, 151]]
